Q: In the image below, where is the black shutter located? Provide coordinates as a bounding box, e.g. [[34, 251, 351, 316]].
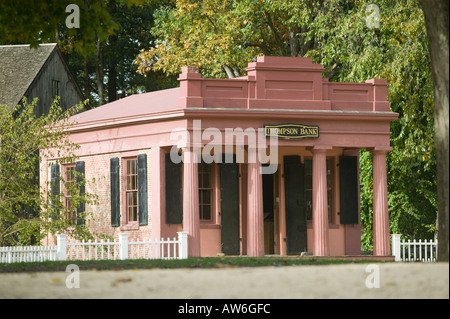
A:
[[283, 155, 307, 254], [220, 160, 240, 255], [339, 156, 359, 224], [50, 164, 60, 220], [165, 153, 183, 224], [75, 161, 85, 225], [138, 154, 148, 226], [110, 157, 120, 227]]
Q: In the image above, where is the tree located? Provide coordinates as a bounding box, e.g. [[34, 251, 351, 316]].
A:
[[0, 98, 98, 246], [0, 0, 146, 55], [135, 0, 329, 78], [136, 0, 439, 249], [57, 0, 177, 107], [420, 0, 449, 262]]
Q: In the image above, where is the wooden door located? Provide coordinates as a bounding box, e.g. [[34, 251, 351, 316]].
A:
[[220, 161, 240, 255], [284, 156, 307, 254]]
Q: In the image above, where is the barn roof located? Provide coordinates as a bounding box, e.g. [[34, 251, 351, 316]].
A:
[[0, 43, 57, 109]]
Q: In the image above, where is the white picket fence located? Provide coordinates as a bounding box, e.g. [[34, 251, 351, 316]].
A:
[[0, 245, 58, 263], [0, 232, 188, 263], [391, 234, 438, 262]]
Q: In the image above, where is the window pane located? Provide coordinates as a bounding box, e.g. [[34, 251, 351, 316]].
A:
[[132, 206, 137, 221], [66, 166, 74, 183], [127, 192, 132, 206], [202, 204, 211, 220], [127, 176, 131, 190], [203, 190, 211, 204], [203, 171, 211, 188], [132, 174, 137, 190], [126, 159, 138, 190], [132, 191, 137, 206], [127, 191, 138, 221], [132, 160, 137, 174], [129, 206, 137, 222]]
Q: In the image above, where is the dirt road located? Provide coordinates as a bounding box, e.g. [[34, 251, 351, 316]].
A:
[[0, 262, 448, 299]]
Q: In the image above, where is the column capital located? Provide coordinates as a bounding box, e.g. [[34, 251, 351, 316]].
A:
[[181, 146, 201, 163], [181, 145, 201, 152], [308, 145, 333, 153], [371, 146, 393, 155]]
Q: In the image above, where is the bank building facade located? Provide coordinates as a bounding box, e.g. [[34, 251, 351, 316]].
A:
[[41, 56, 398, 258]]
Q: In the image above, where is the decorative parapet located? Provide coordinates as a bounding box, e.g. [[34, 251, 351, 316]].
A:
[[177, 56, 390, 113]]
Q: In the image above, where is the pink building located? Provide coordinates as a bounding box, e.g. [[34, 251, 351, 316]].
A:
[[41, 56, 398, 257]]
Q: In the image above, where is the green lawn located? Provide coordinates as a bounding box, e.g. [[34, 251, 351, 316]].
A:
[[0, 256, 385, 273]]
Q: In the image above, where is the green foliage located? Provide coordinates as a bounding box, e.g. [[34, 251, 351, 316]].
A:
[[57, 0, 177, 107], [0, 98, 99, 246], [0, 0, 147, 55], [359, 150, 373, 251], [312, 0, 437, 247]]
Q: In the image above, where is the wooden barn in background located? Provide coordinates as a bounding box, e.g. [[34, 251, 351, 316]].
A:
[[0, 43, 84, 115]]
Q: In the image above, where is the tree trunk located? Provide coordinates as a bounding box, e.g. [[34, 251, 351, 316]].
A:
[[107, 34, 118, 103], [420, 0, 449, 262], [107, 0, 117, 103], [96, 38, 104, 106], [289, 25, 299, 57], [222, 64, 237, 79]]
